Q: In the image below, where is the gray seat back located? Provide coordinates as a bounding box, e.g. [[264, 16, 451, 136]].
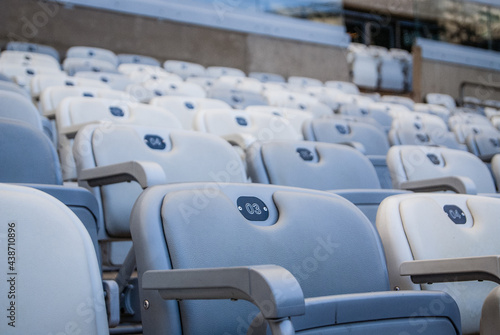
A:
[[131, 183, 389, 334], [74, 124, 247, 237], [247, 140, 381, 190], [387, 145, 496, 193], [303, 118, 390, 155], [0, 184, 107, 334]]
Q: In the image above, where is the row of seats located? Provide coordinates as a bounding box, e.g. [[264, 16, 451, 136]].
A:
[[2, 41, 500, 334]]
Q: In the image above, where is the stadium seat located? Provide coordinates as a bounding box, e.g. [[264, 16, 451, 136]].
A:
[[6, 41, 60, 61], [386, 145, 497, 194], [163, 60, 205, 79], [75, 71, 136, 91], [378, 54, 405, 92], [30, 73, 110, 101], [246, 140, 407, 223], [350, 50, 379, 90], [0, 63, 63, 91], [324, 80, 360, 95], [118, 54, 160, 66], [149, 96, 231, 130], [377, 192, 500, 334], [288, 76, 323, 88], [127, 79, 206, 103], [414, 103, 451, 122], [340, 103, 393, 133], [380, 95, 415, 110], [205, 66, 245, 78], [66, 46, 119, 67], [117, 63, 170, 76], [0, 80, 31, 99], [130, 182, 461, 335], [73, 124, 247, 265], [0, 118, 102, 269], [40, 86, 134, 118], [0, 184, 108, 335], [56, 97, 182, 181], [249, 71, 286, 83], [264, 90, 332, 117], [303, 118, 392, 188], [62, 57, 118, 76], [0, 50, 61, 70], [186, 76, 217, 91], [194, 109, 301, 150], [245, 106, 312, 136], [425, 93, 457, 111], [207, 87, 267, 109]]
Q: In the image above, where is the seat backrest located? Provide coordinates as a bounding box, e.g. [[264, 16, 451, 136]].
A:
[[118, 54, 160, 67], [380, 95, 415, 110], [425, 93, 456, 111], [303, 118, 390, 155], [264, 90, 332, 118], [452, 123, 498, 144], [0, 50, 61, 70], [127, 79, 206, 103], [74, 124, 248, 237], [150, 96, 231, 130], [194, 109, 301, 142], [62, 58, 118, 76], [0, 80, 31, 99], [207, 87, 268, 109], [40, 86, 134, 117], [288, 76, 323, 88], [66, 46, 118, 66], [131, 182, 389, 334], [163, 60, 205, 79], [376, 192, 500, 334], [205, 66, 245, 78], [324, 80, 360, 95], [6, 41, 60, 61], [57, 97, 182, 181], [75, 71, 136, 91], [387, 145, 496, 193], [245, 106, 312, 136], [0, 90, 43, 130], [414, 103, 451, 122], [0, 118, 62, 184], [247, 140, 381, 190], [0, 183, 108, 334], [249, 71, 285, 83], [30, 73, 110, 99]]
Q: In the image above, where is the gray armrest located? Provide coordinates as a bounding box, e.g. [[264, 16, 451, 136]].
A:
[[398, 176, 477, 194], [222, 133, 256, 149], [400, 255, 500, 285], [142, 265, 305, 321], [78, 161, 167, 189]]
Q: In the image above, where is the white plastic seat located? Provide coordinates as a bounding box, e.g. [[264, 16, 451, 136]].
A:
[[0, 64, 64, 91], [377, 192, 500, 334], [30, 73, 110, 100], [74, 71, 136, 91], [118, 54, 160, 66], [287, 76, 323, 88], [127, 79, 206, 103], [425, 93, 457, 111], [249, 71, 285, 83], [386, 145, 496, 194], [380, 95, 415, 110], [0, 80, 31, 99], [40, 86, 134, 118], [150, 96, 231, 130], [130, 182, 461, 335], [205, 66, 245, 78], [304, 86, 358, 113], [0, 50, 61, 70], [56, 97, 182, 181], [245, 106, 312, 136], [6, 41, 60, 61], [264, 90, 332, 118], [379, 54, 405, 92], [324, 80, 360, 95], [194, 109, 301, 150], [185, 76, 217, 91], [0, 184, 108, 335], [62, 58, 118, 76], [117, 63, 169, 76], [414, 103, 451, 122], [163, 60, 205, 79], [66, 46, 119, 67], [350, 50, 379, 90]]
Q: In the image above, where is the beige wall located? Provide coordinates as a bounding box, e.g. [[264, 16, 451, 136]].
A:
[[0, 0, 350, 81], [412, 46, 500, 103]]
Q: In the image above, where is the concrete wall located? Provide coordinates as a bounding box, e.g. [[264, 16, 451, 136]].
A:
[[0, 0, 350, 81], [412, 46, 500, 103]]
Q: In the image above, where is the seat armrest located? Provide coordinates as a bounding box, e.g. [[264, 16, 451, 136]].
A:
[[400, 255, 500, 285], [78, 161, 167, 189], [398, 176, 477, 194], [142, 265, 305, 320], [339, 141, 366, 155], [222, 133, 257, 149], [103, 280, 120, 327]]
